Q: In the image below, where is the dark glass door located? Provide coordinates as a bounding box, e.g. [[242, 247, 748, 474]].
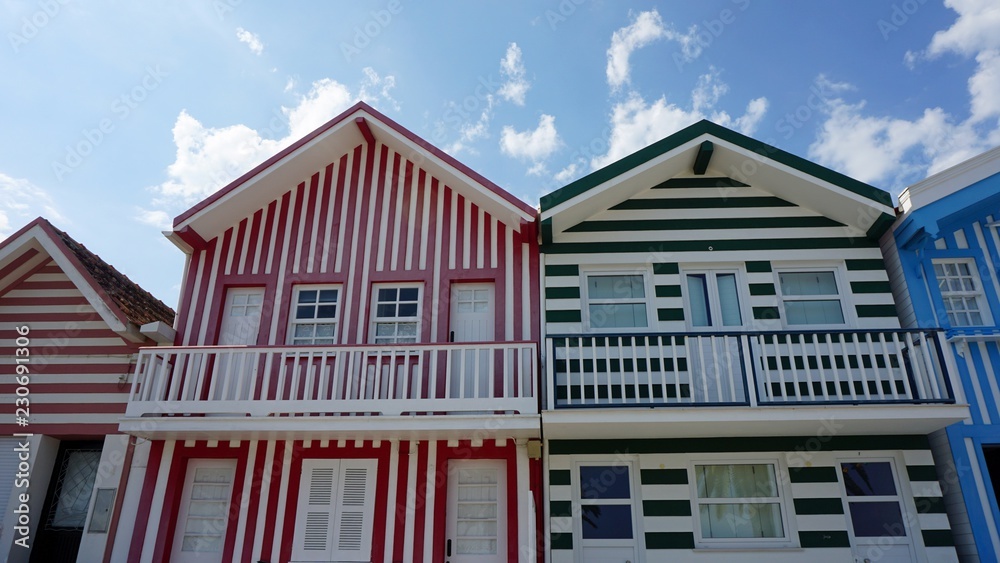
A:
[[29, 440, 103, 563]]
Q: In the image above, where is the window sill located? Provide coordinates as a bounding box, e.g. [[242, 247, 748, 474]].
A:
[[692, 546, 805, 552]]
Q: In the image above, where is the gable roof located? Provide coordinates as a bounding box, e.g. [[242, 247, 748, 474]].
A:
[[540, 120, 895, 240], [171, 102, 537, 250], [0, 218, 175, 340]]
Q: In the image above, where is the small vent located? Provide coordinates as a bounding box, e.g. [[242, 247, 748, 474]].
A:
[[337, 511, 364, 550], [308, 468, 335, 505], [303, 512, 330, 551], [341, 468, 368, 506]]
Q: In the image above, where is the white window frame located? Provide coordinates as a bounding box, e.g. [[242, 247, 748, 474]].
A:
[[287, 285, 341, 345], [580, 268, 654, 333], [570, 458, 644, 559], [688, 455, 798, 550], [773, 264, 852, 329], [370, 283, 423, 344], [931, 257, 993, 327], [680, 266, 749, 331]]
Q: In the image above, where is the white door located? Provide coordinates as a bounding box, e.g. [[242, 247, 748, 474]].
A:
[[446, 459, 507, 563], [450, 284, 495, 398], [170, 459, 237, 563], [576, 463, 640, 563], [291, 458, 377, 562], [218, 288, 264, 345], [839, 460, 916, 563]]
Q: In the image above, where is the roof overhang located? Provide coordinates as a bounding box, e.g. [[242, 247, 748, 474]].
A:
[[171, 102, 537, 251], [540, 121, 895, 242], [0, 219, 142, 341]]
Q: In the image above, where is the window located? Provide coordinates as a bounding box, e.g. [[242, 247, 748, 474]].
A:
[[289, 286, 339, 345], [584, 273, 649, 330], [694, 463, 787, 543], [577, 464, 636, 540], [291, 459, 377, 561], [777, 271, 846, 325], [840, 461, 908, 539], [933, 259, 991, 326], [684, 270, 743, 328], [371, 285, 421, 344]]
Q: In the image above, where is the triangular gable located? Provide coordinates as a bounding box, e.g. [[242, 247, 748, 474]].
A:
[[171, 102, 536, 251], [0, 218, 174, 341], [540, 120, 894, 242]]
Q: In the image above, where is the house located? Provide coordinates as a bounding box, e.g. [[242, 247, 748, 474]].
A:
[[114, 102, 543, 563], [0, 217, 175, 563], [883, 146, 1000, 562], [538, 121, 967, 562]]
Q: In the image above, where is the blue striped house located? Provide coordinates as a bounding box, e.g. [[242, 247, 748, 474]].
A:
[[884, 145, 1000, 562], [540, 120, 967, 563]]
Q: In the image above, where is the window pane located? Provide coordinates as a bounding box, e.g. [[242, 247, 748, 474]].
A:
[[589, 303, 647, 329], [399, 287, 419, 301], [696, 464, 777, 498], [848, 501, 906, 537], [841, 462, 898, 496], [317, 305, 337, 318], [378, 288, 397, 301], [784, 300, 845, 325], [398, 303, 418, 317], [588, 275, 644, 299], [581, 505, 633, 539], [699, 502, 783, 539], [298, 290, 317, 303], [717, 273, 742, 326], [580, 466, 631, 499], [377, 304, 396, 318], [295, 305, 314, 320], [687, 274, 711, 327], [318, 289, 337, 302], [779, 272, 838, 296]]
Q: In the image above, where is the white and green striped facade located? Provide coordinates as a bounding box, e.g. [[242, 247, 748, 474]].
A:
[[539, 121, 969, 562]]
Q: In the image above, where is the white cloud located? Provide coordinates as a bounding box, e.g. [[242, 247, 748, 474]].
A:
[[0, 173, 63, 237], [808, 1, 1000, 187], [591, 69, 768, 169], [235, 27, 264, 55], [135, 208, 172, 230], [148, 70, 397, 208], [499, 43, 530, 106], [500, 114, 561, 162], [554, 162, 579, 184], [606, 10, 667, 90]]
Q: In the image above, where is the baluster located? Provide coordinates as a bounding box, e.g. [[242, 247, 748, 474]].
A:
[[670, 336, 681, 403], [918, 331, 942, 399], [801, 334, 815, 402], [643, 336, 654, 403], [657, 335, 669, 404], [724, 335, 737, 403], [864, 332, 886, 401], [813, 334, 829, 401], [876, 333, 900, 400]]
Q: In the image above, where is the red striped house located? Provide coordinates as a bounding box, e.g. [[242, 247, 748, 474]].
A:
[[0, 217, 175, 563], [116, 103, 542, 563]]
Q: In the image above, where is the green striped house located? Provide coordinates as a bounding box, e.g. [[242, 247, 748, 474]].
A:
[[538, 121, 967, 562]]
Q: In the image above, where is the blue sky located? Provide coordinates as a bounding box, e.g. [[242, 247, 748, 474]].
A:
[[2, 0, 998, 306]]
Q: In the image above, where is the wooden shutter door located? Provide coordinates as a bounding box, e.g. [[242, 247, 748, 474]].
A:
[[331, 459, 377, 561], [292, 460, 339, 561]]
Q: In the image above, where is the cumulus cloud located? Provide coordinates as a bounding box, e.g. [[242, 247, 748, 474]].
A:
[[809, 0, 1000, 187], [498, 43, 530, 105], [500, 114, 561, 163], [135, 208, 172, 230], [606, 10, 668, 90], [235, 27, 264, 55], [591, 69, 767, 169], [147, 69, 397, 210], [0, 173, 63, 237]]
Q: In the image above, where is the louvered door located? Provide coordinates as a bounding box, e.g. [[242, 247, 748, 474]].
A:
[[291, 458, 377, 562]]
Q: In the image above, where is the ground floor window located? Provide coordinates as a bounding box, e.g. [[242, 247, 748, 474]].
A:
[[693, 462, 786, 542]]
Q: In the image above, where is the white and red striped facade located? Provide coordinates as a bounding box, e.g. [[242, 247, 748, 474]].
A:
[[0, 218, 175, 563], [117, 103, 543, 563]]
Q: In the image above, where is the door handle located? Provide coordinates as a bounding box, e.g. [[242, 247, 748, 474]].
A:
[[449, 331, 455, 342], [447, 538, 452, 556]]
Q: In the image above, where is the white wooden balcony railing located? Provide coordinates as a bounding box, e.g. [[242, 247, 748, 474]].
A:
[[545, 329, 955, 409], [126, 342, 538, 418]]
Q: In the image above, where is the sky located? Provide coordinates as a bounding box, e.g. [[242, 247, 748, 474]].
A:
[[2, 0, 999, 307]]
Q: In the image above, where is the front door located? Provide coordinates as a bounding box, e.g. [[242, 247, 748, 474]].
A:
[[576, 462, 640, 563], [839, 459, 916, 563], [29, 441, 103, 563], [170, 459, 237, 563], [446, 459, 507, 563], [449, 284, 495, 398], [218, 287, 264, 345]]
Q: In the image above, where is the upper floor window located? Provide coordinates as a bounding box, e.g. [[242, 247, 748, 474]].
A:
[[933, 259, 991, 326], [684, 270, 743, 328], [776, 270, 846, 326], [371, 285, 421, 344], [289, 286, 339, 345], [583, 272, 649, 330]]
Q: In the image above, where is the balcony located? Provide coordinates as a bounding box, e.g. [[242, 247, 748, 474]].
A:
[[543, 329, 969, 439], [120, 342, 538, 439]]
